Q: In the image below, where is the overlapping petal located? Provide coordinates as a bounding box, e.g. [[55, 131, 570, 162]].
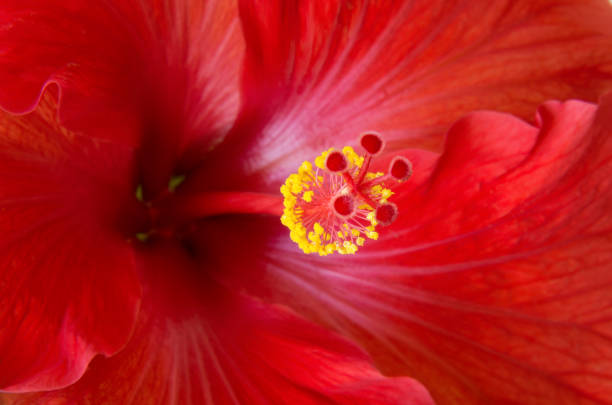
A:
[[0, 88, 141, 391], [2, 242, 434, 405], [218, 0, 612, 191], [0, 0, 244, 195], [220, 94, 612, 404], [0, 1, 141, 140]]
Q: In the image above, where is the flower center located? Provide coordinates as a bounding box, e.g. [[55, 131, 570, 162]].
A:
[[280, 132, 412, 255], [131, 176, 284, 244], [129, 132, 412, 257]]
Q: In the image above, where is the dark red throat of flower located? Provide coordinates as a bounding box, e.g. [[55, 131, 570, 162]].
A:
[[132, 186, 284, 243]]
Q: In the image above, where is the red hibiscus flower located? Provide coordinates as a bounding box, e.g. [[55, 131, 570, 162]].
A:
[[1, 1, 612, 404]]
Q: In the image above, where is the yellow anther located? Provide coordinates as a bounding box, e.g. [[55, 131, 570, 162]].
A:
[[299, 161, 313, 174], [283, 198, 296, 209], [303, 190, 314, 202], [365, 172, 384, 181], [290, 231, 300, 243], [314, 148, 333, 169], [341, 241, 358, 254], [291, 182, 303, 194], [308, 231, 321, 244], [342, 146, 363, 167], [314, 222, 324, 235]]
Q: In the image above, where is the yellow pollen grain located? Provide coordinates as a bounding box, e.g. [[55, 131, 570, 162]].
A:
[[302, 190, 314, 202], [314, 148, 333, 169]]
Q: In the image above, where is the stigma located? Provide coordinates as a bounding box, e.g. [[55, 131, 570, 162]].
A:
[[281, 132, 412, 255]]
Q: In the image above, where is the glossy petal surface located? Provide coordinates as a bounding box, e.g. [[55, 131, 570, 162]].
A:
[[3, 0, 612, 403], [2, 242, 434, 405], [0, 0, 244, 195], [223, 0, 612, 190], [0, 89, 141, 391], [231, 94, 612, 404]]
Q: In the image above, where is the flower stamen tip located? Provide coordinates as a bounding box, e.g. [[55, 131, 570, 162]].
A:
[[375, 203, 398, 226], [360, 132, 384, 155], [325, 150, 349, 172], [389, 156, 412, 182], [332, 194, 355, 217]]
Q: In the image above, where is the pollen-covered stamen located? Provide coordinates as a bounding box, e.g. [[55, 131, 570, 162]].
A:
[[281, 147, 384, 255], [281, 136, 413, 256]]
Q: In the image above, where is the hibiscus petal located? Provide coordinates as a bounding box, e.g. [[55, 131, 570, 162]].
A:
[[0, 1, 143, 140], [223, 93, 612, 404], [2, 241, 434, 405], [0, 0, 244, 195], [226, 0, 612, 189], [0, 88, 141, 391]]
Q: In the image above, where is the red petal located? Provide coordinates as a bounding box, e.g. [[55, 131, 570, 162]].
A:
[[2, 242, 434, 405], [231, 94, 612, 404], [0, 89, 141, 391], [0, 0, 244, 195], [223, 0, 612, 189], [0, 1, 142, 140]]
